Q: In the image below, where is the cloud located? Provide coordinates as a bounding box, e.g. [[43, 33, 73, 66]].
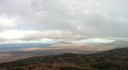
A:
[[0, 29, 78, 41], [0, 0, 128, 41], [0, 30, 40, 40], [0, 15, 17, 31]]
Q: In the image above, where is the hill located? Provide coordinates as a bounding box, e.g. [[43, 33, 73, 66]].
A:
[[0, 47, 128, 70]]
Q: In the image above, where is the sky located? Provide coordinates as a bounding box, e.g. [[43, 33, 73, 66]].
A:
[[0, 0, 128, 43]]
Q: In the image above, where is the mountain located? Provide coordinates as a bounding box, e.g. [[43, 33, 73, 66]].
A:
[[108, 40, 128, 48], [0, 43, 51, 52], [0, 47, 128, 70], [90, 39, 128, 48]]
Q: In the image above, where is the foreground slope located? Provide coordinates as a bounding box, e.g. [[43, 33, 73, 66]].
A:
[[0, 47, 128, 70]]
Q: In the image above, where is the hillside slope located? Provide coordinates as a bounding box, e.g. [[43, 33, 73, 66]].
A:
[[0, 47, 128, 70]]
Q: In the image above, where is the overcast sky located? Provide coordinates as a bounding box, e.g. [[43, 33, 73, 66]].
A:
[[0, 0, 128, 42]]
